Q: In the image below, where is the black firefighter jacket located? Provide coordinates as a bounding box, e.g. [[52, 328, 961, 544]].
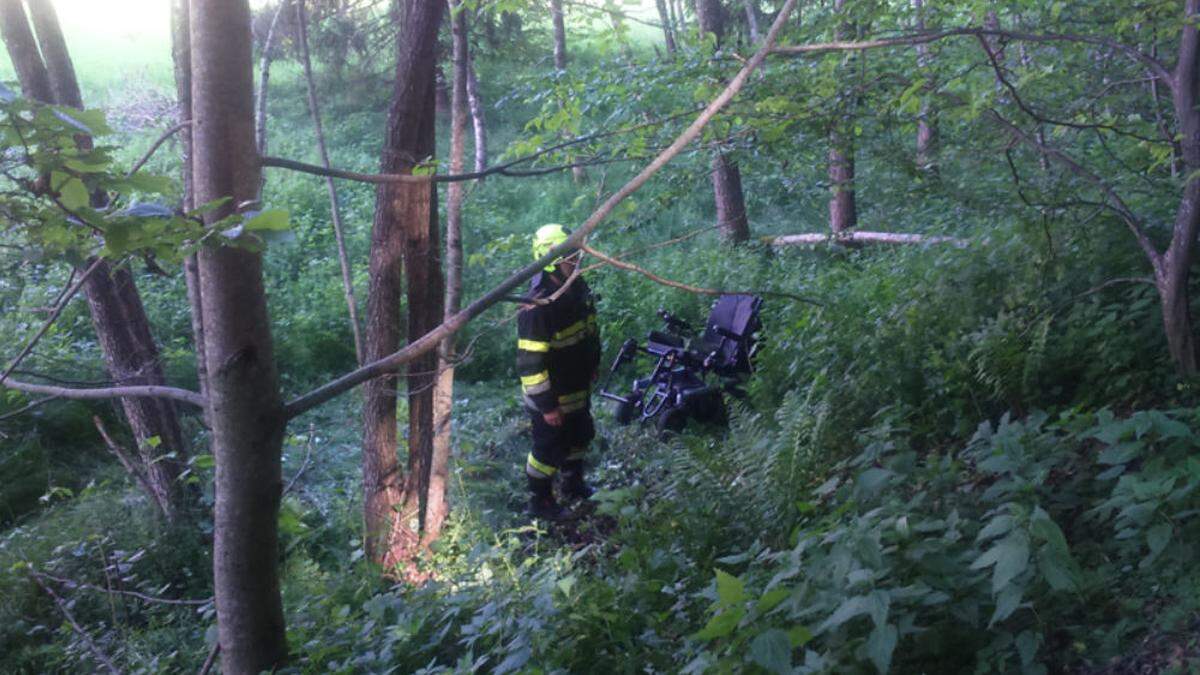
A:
[[516, 271, 601, 415]]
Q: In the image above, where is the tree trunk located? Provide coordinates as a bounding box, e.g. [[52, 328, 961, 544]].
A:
[[827, 0, 857, 234], [428, 0, 470, 541], [550, 0, 566, 70], [912, 0, 936, 173], [173, 0, 209, 423], [466, 53, 487, 174], [364, 0, 444, 569], [297, 0, 365, 364], [694, 0, 725, 48], [742, 0, 759, 43], [0, 0, 53, 103], [23, 0, 81, 107], [654, 0, 676, 53], [191, 0, 288, 671], [1160, 1, 1200, 376], [255, 0, 288, 161], [696, 0, 749, 243], [4, 0, 188, 517], [712, 152, 749, 243]]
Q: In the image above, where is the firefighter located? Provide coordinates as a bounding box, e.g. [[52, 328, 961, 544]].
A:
[[517, 223, 601, 520]]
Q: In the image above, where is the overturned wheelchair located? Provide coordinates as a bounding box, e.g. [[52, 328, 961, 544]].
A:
[[599, 294, 763, 435]]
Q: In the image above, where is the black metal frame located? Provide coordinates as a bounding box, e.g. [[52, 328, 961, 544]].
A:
[[599, 294, 762, 434]]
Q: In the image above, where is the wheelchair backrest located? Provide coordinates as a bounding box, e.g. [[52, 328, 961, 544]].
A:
[[700, 294, 762, 374]]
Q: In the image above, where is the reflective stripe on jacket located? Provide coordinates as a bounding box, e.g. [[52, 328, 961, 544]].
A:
[[516, 271, 601, 413]]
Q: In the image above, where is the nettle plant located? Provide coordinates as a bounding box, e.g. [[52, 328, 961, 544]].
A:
[[0, 84, 289, 265]]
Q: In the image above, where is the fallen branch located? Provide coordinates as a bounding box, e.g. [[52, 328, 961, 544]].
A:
[[280, 0, 801, 420], [769, 231, 969, 247], [30, 573, 123, 675]]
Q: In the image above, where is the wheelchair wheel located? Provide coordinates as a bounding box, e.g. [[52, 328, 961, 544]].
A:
[[614, 399, 637, 426], [656, 405, 688, 437]]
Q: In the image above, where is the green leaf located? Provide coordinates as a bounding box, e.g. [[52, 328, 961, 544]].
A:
[[243, 209, 290, 232], [972, 532, 1030, 593], [757, 587, 790, 614], [865, 623, 898, 674], [1016, 630, 1038, 667], [1038, 546, 1079, 592], [124, 172, 172, 194], [192, 454, 215, 469], [715, 569, 745, 606], [1146, 523, 1172, 557], [990, 583, 1022, 626], [787, 625, 812, 648], [748, 629, 792, 674], [817, 595, 870, 633], [693, 607, 744, 641], [51, 171, 89, 210], [1029, 508, 1069, 556], [976, 514, 1015, 543]]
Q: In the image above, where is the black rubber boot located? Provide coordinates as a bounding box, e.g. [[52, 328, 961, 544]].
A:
[[527, 476, 573, 521], [559, 461, 595, 501]]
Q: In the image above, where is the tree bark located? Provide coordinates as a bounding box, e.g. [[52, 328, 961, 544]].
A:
[[428, 0, 470, 542], [1160, 0, 1200, 375], [827, 0, 857, 234], [297, 0, 365, 364], [694, 0, 725, 48], [550, 0, 566, 70], [255, 0, 288, 160], [364, 0, 444, 569], [0, 0, 53, 103], [23, 0, 81, 107], [3, 0, 188, 517], [173, 0, 209, 424], [912, 0, 936, 173], [742, 0, 759, 43], [712, 152, 749, 243], [191, 0, 288, 670], [696, 0, 749, 242], [655, 0, 676, 53], [466, 52, 487, 174]]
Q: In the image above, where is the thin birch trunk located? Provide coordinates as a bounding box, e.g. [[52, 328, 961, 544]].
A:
[[427, 0, 470, 541], [297, 0, 365, 364], [255, 0, 288, 160], [466, 53, 487, 174]]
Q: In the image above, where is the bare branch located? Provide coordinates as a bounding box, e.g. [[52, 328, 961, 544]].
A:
[[582, 242, 823, 304], [0, 395, 56, 423], [0, 257, 104, 386], [259, 107, 704, 185], [94, 416, 170, 518], [126, 121, 191, 178], [987, 108, 1163, 271], [281, 0, 802, 420], [32, 569, 211, 607], [770, 27, 1173, 87], [2, 378, 205, 408], [30, 573, 122, 675]]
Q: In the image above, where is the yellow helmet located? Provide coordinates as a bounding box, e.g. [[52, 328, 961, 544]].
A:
[[531, 223, 573, 271]]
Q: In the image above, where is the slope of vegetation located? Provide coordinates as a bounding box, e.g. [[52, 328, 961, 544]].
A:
[[1, 0, 1199, 672]]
